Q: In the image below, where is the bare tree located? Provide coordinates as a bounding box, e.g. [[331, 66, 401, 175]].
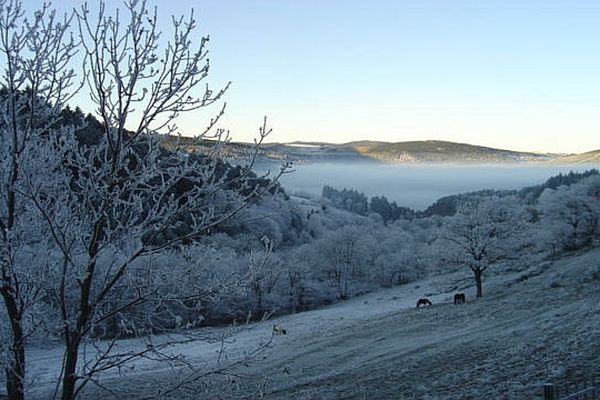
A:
[[319, 226, 366, 300], [0, 1, 287, 399], [246, 237, 282, 318], [440, 198, 523, 298], [0, 1, 78, 398], [283, 252, 310, 313]]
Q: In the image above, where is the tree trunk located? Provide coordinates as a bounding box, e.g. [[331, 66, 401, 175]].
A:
[[297, 286, 304, 312], [5, 335, 25, 400], [256, 288, 263, 317], [1, 288, 25, 400], [289, 278, 297, 313], [61, 260, 96, 400], [61, 334, 82, 400], [474, 268, 483, 298]]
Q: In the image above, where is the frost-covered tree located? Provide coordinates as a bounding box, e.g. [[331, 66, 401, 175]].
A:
[[371, 229, 422, 287], [1, 1, 286, 399], [245, 237, 282, 318], [537, 178, 600, 253], [0, 1, 78, 398], [57, 4, 281, 400], [440, 198, 524, 298], [317, 225, 372, 299], [282, 250, 311, 313]]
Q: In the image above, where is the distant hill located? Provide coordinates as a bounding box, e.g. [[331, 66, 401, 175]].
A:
[[262, 140, 560, 164], [160, 135, 291, 165], [261, 142, 369, 163], [160, 136, 598, 165], [341, 140, 555, 163], [553, 150, 600, 164]]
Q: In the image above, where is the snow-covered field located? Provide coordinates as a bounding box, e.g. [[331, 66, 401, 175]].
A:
[[29, 248, 600, 399]]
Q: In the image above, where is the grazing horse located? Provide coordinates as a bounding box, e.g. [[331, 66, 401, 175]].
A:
[[416, 298, 432, 308], [453, 292, 466, 305]]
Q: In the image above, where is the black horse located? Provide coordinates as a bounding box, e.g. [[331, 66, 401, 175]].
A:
[[453, 293, 466, 305], [416, 298, 432, 308]]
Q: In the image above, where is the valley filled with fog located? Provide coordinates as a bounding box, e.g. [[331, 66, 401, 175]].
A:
[[279, 162, 597, 209], [4, 1, 600, 399]]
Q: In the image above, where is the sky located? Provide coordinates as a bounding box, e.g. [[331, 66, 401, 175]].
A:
[[21, 1, 600, 153]]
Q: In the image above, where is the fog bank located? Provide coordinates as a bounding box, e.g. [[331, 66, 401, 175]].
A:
[[279, 162, 596, 210]]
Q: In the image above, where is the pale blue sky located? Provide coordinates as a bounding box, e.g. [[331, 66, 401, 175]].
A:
[[24, 1, 600, 153]]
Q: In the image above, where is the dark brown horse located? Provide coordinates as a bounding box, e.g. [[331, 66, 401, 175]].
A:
[[416, 298, 432, 308], [453, 292, 466, 305]]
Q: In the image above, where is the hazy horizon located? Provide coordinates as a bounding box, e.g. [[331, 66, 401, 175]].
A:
[[23, 0, 600, 154], [260, 139, 593, 155]]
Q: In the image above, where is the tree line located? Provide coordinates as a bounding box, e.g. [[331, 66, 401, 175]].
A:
[[322, 185, 416, 223]]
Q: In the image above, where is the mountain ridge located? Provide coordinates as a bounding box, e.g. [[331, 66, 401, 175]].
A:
[[262, 139, 572, 164], [549, 149, 600, 164], [163, 136, 599, 165]]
